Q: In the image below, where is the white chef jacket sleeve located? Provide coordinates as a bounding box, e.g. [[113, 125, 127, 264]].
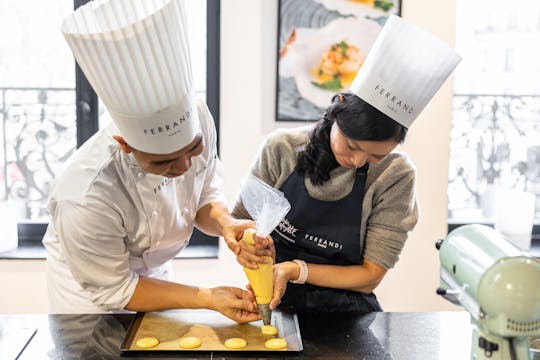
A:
[[196, 101, 226, 209], [51, 197, 138, 311]]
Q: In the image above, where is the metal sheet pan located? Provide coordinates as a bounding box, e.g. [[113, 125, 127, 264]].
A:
[[120, 307, 303, 352]]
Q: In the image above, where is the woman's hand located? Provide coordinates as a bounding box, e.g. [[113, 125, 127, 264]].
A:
[[269, 261, 300, 310], [207, 286, 260, 323]]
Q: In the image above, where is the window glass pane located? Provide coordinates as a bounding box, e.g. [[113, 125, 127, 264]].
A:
[[186, 0, 207, 98], [0, 0, 75, 221], [449, 0, 540, 224], [2, 0, 209, 223]]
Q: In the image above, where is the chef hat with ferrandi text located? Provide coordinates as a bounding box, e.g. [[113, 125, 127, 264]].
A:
[[61, 0, 199, 154], [349, 15, 462, 128]]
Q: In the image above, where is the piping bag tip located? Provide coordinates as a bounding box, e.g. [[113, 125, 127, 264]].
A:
[[258, 304, 272, 325]]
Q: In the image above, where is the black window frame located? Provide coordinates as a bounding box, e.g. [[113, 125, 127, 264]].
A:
[[17, 0, 221, 249]]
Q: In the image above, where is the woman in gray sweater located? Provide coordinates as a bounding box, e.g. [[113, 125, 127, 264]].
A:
[[232, 92, 419, 313], [231, 15, 460, 313]]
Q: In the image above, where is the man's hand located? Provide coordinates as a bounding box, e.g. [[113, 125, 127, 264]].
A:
[[222, 219, 275, 269], [195, 204, 274, 267], [221, 218, 255, 255], [207, 286, 260, 323]]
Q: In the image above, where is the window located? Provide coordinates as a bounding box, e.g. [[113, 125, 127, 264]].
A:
[[504, 48, 515, 72], [0, 0, 221, 255], [507, 10, 518, 30], [448, 0, 540, 235]]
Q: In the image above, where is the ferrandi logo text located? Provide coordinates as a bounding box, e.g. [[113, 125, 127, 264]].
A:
[[374, 85, 414, 115], [143, 111, 191, 137]]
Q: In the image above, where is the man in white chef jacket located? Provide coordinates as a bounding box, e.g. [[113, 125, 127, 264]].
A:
[[43, 0, 268, 321]]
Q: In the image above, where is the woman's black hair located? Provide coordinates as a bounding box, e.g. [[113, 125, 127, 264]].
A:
[[296, 91, 408, 185]]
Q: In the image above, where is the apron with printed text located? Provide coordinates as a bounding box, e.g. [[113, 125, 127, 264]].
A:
[[271, 165, 382, 313]]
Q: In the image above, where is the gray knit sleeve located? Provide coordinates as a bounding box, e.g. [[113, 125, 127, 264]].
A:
[[362, 154, 419, 269]]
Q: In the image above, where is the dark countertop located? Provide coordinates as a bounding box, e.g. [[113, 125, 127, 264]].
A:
[[1, 311, 473, 359]]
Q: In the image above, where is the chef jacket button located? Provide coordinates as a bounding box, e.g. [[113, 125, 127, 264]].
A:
[[182, 208, 189, 215], [156, 241, 161, 246], [152, 210, 159, 217], [137, 172, 144, 178]]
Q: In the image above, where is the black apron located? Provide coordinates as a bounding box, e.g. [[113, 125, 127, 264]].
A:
[[271, 165, 382, 313]]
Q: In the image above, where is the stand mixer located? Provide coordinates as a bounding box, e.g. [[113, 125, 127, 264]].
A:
[[435, 224, 540, 359]]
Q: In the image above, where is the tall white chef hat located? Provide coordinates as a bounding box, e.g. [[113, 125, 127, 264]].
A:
[[349, 15, 462, 128], [61, 0, 199, 154]]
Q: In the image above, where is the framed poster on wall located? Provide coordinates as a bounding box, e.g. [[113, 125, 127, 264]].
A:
[[276, 0, 401, 122]]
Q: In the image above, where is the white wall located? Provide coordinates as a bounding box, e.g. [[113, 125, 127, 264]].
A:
[[0, 0, 460, 313]]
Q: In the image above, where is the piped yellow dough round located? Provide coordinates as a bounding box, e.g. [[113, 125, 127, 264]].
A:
[[224, 337, 248, 349], [179, 336, 202, 349], [261, 325, 278, 336], [264, 338, 287, 350], [135, 337, 159, 349]]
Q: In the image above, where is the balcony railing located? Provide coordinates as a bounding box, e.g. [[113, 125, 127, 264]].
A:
[[1, 87, 76, 221], [449, 93, 540, 223], [3, 89, 539, 225]]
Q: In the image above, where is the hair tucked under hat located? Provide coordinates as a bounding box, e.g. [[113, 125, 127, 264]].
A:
[[296, 92, 407, 185]]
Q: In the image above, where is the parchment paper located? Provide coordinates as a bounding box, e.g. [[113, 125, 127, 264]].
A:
[[121, 308, 302, 352]]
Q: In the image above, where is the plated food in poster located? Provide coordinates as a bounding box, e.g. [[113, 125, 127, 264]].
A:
[[279, 17, 381, 108]]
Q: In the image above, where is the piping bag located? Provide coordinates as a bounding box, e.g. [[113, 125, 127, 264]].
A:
[[239, 175, 291, 325]]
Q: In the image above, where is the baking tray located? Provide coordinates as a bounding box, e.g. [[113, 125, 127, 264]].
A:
[[120, 307, 303, 353]]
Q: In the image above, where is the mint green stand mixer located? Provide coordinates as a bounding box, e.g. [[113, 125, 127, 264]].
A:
[[436, 224, 540, 359]]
